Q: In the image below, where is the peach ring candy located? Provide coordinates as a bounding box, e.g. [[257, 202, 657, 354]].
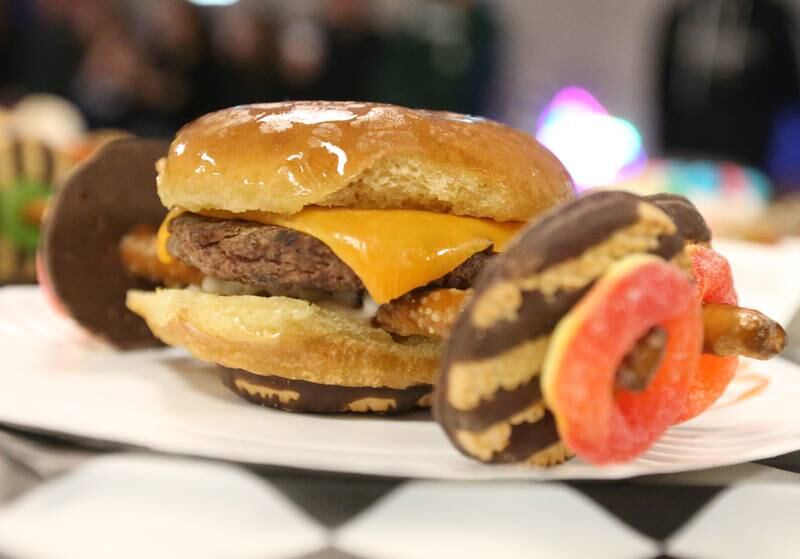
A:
[[542, 254, 702, 465], [676, 245, 739, 423]]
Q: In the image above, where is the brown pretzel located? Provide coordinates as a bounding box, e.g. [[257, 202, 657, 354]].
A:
[[375, 288, 471, 338], [703, 302, 787, 360]]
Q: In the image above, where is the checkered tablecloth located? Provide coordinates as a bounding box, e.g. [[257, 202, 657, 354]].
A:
[[0, 427, 798, 559]]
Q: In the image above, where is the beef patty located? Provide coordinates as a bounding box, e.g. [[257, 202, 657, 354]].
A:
[[167, 213, 493, 297]]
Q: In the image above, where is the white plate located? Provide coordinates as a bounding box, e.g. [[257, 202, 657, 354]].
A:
[[1, 240, 799, 480]]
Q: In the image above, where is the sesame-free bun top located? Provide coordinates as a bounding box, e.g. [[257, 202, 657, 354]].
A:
[[157, 101, 574, 222]]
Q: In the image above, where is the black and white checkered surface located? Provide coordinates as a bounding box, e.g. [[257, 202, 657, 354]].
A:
[[0, 428, 799, 559]]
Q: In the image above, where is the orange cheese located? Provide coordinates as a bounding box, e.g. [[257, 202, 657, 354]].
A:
[[156, 207, 184, 264], [158, 207, 522, 304]]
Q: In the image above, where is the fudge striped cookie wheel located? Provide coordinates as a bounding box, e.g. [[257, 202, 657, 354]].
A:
[[434, 191, 690, 466]]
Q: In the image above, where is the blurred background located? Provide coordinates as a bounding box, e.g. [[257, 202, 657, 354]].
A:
[[2, 0, 800, 282], [0, 0, 798, 167]]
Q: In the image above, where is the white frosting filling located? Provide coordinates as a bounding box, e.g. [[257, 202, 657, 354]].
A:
[[198, 277, 261, 296], [316, 294, 379, 323]]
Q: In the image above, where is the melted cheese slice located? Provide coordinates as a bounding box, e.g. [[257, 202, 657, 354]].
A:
[[158, 207, 522, 304]]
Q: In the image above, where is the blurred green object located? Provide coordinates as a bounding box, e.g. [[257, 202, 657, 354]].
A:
[[0, 179, 50, 253]]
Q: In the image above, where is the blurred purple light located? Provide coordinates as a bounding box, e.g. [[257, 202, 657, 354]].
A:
[[536, 86, 645, 190]]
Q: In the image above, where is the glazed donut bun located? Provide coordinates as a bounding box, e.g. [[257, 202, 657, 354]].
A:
[[157, 101, 573, 221], [127, 289, 440, 389]]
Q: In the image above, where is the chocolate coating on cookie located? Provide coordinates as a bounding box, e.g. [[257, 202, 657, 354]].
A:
[[221, 368, 432, 414], [491, 410, 563, 464], [448, 191, 683, 363], [435, 191, 685, 465], [646, 193, 712, 244], [457, 376, 543, 431], [42, 138, 170, 348]]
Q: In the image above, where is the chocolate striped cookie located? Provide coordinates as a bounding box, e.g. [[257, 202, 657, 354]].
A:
[[434, 191, 689, 466], [645, 193, 711, 245]]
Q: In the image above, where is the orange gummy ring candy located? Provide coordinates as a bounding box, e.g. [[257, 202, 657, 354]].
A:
[[542, 254, 702, 465], [675, 245, 739, 423]]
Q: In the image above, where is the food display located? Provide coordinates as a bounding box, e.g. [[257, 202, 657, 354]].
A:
[[436, 190, 786, 466], [125, 101, 574, 414], [32, 99, 790, 470]]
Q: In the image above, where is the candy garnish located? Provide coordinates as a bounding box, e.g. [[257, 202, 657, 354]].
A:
[[542, 254, 702, 464]]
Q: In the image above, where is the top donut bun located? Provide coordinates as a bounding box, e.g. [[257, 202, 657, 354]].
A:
[[157, 101, 574, 222]]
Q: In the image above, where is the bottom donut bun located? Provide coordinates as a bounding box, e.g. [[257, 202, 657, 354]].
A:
[[222, 369, 432, 413], [126, 289, 439, 413]]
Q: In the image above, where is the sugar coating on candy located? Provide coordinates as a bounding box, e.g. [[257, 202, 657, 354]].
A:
[[675, 245, 739, 423], [678, 354, 736, 423], [542, 254, 702, 464], [690, 245, 737, 306]]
